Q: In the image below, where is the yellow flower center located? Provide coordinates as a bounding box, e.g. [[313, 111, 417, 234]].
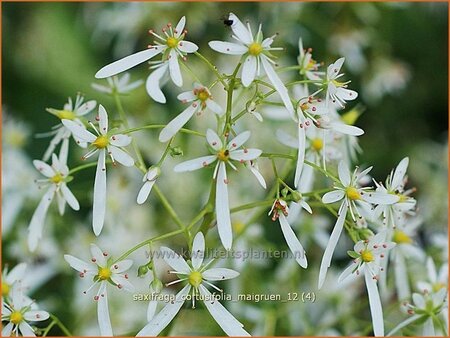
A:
[[392, 230, 412, 244], [396, 194, 409, 202], [432, 282, 446, 292], [331, 79, 345, 87], [2, 282, 10, 297], [217, 149, 230, 162], [8, 131, 27, 147], [248, 42, 263, 56], [306, 59, 317, 70], [196, 89, 210, 102], [311, 138, 323, 152], [361, 249, 374, 263], [98, 267, 111, 280], [166, 37, 178, 48], [50, 173, 64, 184], [346, 187, 361, 200], [188, 271, 202, 288], [93, 135, 109, 149], [10, 311, 23, 325], [56, 110, 76, 120]]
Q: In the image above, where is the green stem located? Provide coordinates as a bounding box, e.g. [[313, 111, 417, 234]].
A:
[[153, 184, 185, 231], [194, 51, 228, 88], [230, 199, 275, 214], [68, 161, 98, 175], [223, 62, 242, 134], [49, 314, 72, 336], [305, 160, 340, 184], [261, 152, 295, 160], [113, 229, 185, 263]]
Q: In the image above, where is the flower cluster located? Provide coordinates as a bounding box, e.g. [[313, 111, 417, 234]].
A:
[[13, 10, 446, 338]]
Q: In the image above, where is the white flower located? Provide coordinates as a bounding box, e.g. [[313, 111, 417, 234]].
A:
[[159, 83, 224, 142], [373, 157, 417, 227], [209, 13, 294, 117], [318, 161, 399, 289], [95, 16, 198, 103], [338, 232, 396, 337], [298, 38, 323, 81], [62, 105, 135, 236], [64, 244, 134, 336], [137, 166, 161, 205], [92, 73, 144, 95], [1, 263, 27, 300], [388, 288, 448, 336], [43, 94, 97, 163], [1, 287, 49, 337], [268, 199, 310, 268], [417, 257, 448, 295], [137, 232, 250, 337], [28, 153, 80, 252], [174, 129, 263, 250], [323, 57, 358, 107]]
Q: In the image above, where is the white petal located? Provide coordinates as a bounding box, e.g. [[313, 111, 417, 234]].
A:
[[98, 105, 109, 135], [64, 254, 96, 273], [177, 90, 196, 102], [95, 47, 163, 78], [191, 232, 205, 270], [62, 119, 97, 142], [137, 181, 156, 204], [146, 63, 169, 104], [318, 201, 348, 289], [247, 164, 266, 189], [387, 315, 422, 336], [203, 268, 240, 281], [261, 55, 294, 118], [177, 40, 198, 53], [229, 13, 253, 44], [362, 191, 399, 205], [426, 257, 438, 282], [364, 267, 384, 337], [206, 99, 224, 116], [60, 183, 80, 211], [108, 146, 134, 167], [24, 310, 50, 322], [206, 129, 223, 151], [174, 16, 186, 38], [2, 322, 13, 337], [5, 263, 27, 284], [111, 274, 134, 292], [110, 134, 132, 147], [198, 284, 250, 336], [160, 247, 191, 274], [77, 100, 97, 116], [327, 57, 345, 79], [394, 252, 410, 300], [93, 150, 107, 236], [331, 122, 364, 136], [216, 163, 232, 250], [136, 284, 190, 337], [229, 149, 262, 162], [208, 41, 248, 55], [299, 199, 312, 214], [294, 124, 306, 188], [227, 130, 250, 150], [59, 137, 69, 165], [98, 289, 113, 336], [19, 322, 36, 337], [159, 103, 197, 142], [279, 214, 307, 268], [169, 50, 182, 87], [33, 160, 55, 177], [56, 191, 66, 216], [28, 185, 56, 252], [241, 55, 257, 87], [112, 260, 133, 274], [338, 160, 351, 186], [174, 155, 217, 172], [322, 190, 345, 204], [423, 318, 435, 336], [336, 87, 358, 101], [90, 243, 107, 267], [147, 299, 158, 322], [391, 157, 409, 190], [338, 261, 359, 283]]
